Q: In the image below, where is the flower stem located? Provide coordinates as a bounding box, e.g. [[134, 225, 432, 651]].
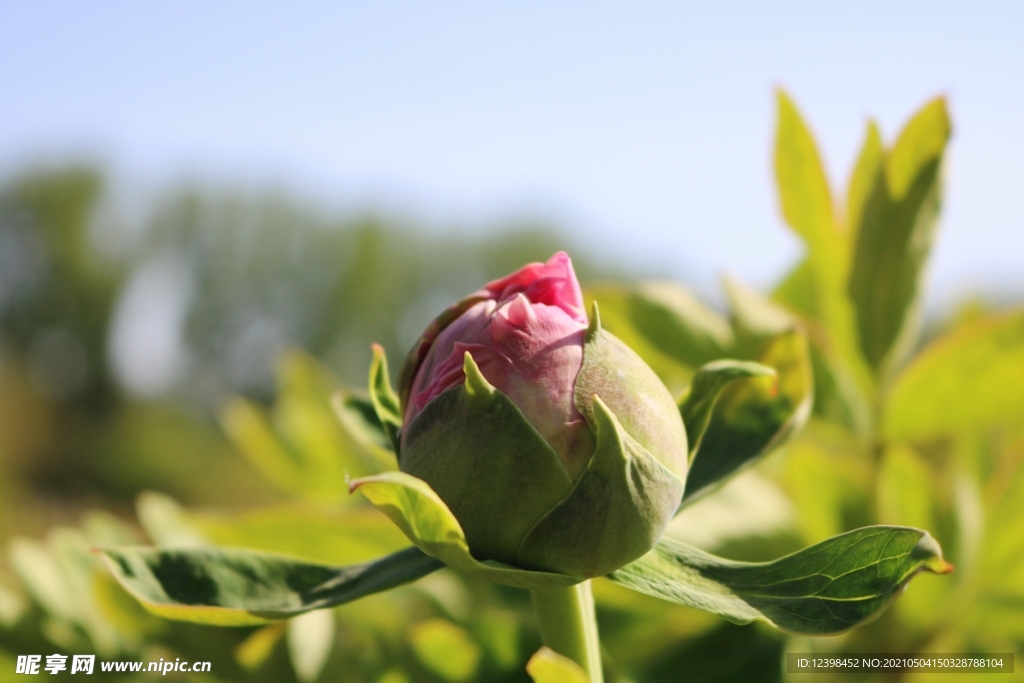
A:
[[530, 580, 603, 683]]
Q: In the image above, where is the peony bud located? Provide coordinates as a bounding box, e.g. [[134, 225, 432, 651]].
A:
[[397, 252, 687, 578]]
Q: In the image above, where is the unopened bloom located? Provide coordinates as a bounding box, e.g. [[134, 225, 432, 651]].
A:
[[397, 252, 687, 578]]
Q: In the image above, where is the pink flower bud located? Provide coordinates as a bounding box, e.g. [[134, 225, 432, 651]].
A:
[[397, 252, 687, 578]]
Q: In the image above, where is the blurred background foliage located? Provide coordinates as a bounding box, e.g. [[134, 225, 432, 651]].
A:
[[1, 91, 1022, 683]]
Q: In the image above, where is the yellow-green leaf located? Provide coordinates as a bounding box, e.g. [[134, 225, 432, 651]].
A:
[[883, 309, 1024, 441], [350, 471, 579, 590], [409, 619, 481, 682], [526, 646, 590, 683]]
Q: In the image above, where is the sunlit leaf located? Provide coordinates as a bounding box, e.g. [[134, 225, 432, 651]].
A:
[[846, 119, 884, 239], [526, 646, 590, 683], [877, 444, 937, 532], [586, 281, 734, 370], [409, 619, 481, 682], [288, 608, 335, 683], [221, 349, 386, 498], [883, 309, 1024, 441], [608, 526, 952, 635], [136, 491, 207, 548], [235, 621, 287, 670], [192, 504, 409, 566], [350, 471, 578, 590], [774, 89, 835, 248], [100, 545, 443, 626], [848, 97, 951, 372]]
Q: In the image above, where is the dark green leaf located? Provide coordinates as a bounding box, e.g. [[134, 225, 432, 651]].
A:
[[848, 97, 951, 372], [679, 360, 776, 461], [607, 526, 952, 635], [100, 545, 443, 626], [682, 328, 812, 505]]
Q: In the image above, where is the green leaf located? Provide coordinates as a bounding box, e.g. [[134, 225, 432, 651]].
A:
[[526, 646, 591, 683], [682, 328, 812, 505], [287, 609, 335, 683], [350, 471, 579, 590], [846, 119, 884, 239], [679, 359, 776, 460], [369, 343, 403, 452], [773, 93, 874, 400], [221, 350, 390, 498], [235, 622, 287, 670], [585, 282, 734, 371], [607, 526, 952, 635], [192, 504, 410, 567], [409, 619, 482, 682], [883, 309, 1024, 441], [848, 97, 951, 372], [774, 89, 835, 247], [99, 545, 443, 626]]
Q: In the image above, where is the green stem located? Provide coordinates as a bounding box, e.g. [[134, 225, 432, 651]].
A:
[[530, 580, 603, 683]]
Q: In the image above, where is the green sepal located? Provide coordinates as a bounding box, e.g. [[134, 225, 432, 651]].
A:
[[100, 545, 443, 627], [679, 359, 776, 461], [516, 396, 685, 578], [368, 344, 402, 453], [350, 471, 579, 589], [398, 353, 575, 565], [574, 324, 688, 481], [607, 525, 952, 635]]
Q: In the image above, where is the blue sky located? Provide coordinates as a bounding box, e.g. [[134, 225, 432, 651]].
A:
[[2, 2, 1022, 308]]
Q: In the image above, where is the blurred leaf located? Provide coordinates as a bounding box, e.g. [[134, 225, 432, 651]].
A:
[[376, 670, 412, 683], [288, 609, 335, 683], [476, 609, 521, 671], [877, 445, 937, 532], [409, 619, 481, 682], [667, 470, 799, 560], [608, 526, 951, 635], [136, 491, 208, 547], [883, 309, 1024, 441], [525, 646, 590, 683], [0, 579, 25, 628], [773, 92, 873, 405], [783, 426, 872, 544], [585, 282, 734, 382], [683, 328, 812, 505], [351, 471, 578, 590], [100, 545, 443, 626], [848, 97, 951, 372], [634, 622, 784, 683], [192, 504, 409, 566], [9, 538, 80, 626], [235, 621, 287, 670], [221, 349, 386, 499], [773, 258, 818, 320], [846, 119, 884, 239], [679, 359, 776, 461], [723, 276, 793, 341], [774, 89, 836, 249]]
